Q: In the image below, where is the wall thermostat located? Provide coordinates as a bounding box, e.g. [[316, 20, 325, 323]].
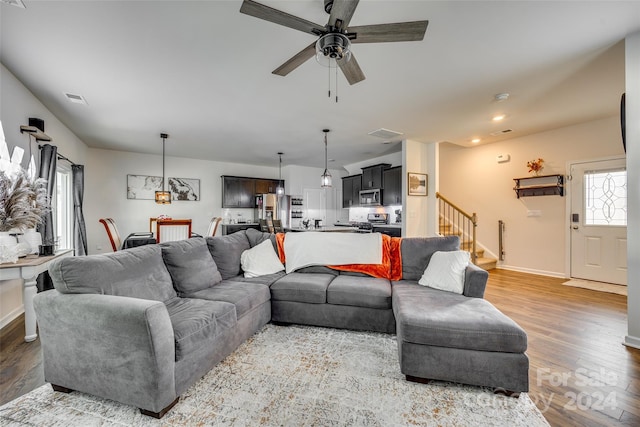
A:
[[496, 154, 510, 163]]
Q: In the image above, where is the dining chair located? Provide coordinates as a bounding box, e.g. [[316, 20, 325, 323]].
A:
[[156, 219, 192, 243], [205, 217, 222, 237], [100, 218, 155, 251], [99, 218, 122, 252], [149, 217, 158, 233], [272, 219, 283, 233], [259, 219, 272, 233]]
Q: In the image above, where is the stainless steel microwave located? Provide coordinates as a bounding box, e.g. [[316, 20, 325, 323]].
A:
[[359, 189, 382, 206]]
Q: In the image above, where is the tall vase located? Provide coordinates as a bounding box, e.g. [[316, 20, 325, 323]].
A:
[[0, 231, 19, 263], [18, 228, 43, 254]]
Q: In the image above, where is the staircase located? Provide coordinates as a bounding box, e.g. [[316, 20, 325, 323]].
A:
[[436, 192, 497, 271]]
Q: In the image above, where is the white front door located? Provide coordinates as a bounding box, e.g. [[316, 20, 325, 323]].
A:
[[570, 158, 627, 285]]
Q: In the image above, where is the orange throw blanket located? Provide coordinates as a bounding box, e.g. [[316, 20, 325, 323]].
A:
[[275, 233, 402, 280]]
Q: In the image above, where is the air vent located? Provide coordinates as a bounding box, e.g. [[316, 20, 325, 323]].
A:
[[64, 92, 88, 105], [490, 129, 513, 136], [368, 128, 404, 140], [1, 0, 26, 8]]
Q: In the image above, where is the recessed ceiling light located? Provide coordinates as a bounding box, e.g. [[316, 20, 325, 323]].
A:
[[471, 138, 481, 144], [492, 114, 506, 122]]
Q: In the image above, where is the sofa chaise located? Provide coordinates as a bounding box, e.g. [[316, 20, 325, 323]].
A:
[[33, 228, 528, 418]]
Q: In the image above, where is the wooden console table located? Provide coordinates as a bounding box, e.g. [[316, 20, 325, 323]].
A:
[[0, 249, 73, 342]]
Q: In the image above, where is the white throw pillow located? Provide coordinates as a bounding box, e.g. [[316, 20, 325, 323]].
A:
[[418, 250, 470, 294], [240, 239, 285, 278]]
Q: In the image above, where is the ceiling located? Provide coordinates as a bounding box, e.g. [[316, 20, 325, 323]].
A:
[[1, 1, 639, 171]]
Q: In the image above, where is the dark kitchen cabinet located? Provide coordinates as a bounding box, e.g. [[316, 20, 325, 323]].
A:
[[222, 176, 255, 208], [342, 174, 362, 208], [383, 166, 402, 206], [361, 163, 391, 190], [255, 179, 282, 194]]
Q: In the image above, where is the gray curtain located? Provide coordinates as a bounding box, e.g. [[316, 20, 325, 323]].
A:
[[37, 144, 57, 246], [37, 144, 57, 292], [72, 164, 87, 256]]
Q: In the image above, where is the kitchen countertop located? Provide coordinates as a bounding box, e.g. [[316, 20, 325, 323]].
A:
[[373, 223, 402, 228]]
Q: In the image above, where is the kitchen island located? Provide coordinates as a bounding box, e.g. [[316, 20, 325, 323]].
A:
[[284, 226, 359, 233], [220, 223, 261, 235]]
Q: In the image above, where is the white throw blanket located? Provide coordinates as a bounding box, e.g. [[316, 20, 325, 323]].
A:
[[283, 232, 382, 273]]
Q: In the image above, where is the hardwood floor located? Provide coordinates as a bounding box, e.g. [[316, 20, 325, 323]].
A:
[[484, 269, 639, 427], [0, 269, 638, 426]]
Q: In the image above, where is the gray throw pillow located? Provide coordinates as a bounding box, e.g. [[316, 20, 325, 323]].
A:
[[161, 238, 222, 295], [245, 227, 277, 251], [206, 231, 251, 279]]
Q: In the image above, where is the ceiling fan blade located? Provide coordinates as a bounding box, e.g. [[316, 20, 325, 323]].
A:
[[272, 42, 317, 76], [349, 21, 429, 43], [338, 54, 365, 85], [329, 0, 360, 30], [240, 0, 325, 36]]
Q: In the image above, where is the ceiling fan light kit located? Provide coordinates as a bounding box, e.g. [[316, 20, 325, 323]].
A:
[[315, 33, 352, 66]]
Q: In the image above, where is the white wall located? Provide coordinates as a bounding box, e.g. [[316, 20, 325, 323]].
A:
[[283, 164, 344, 226], [624, 31, 640, 349], [439, 116, 625, 276], [1, 64, 89, 327], [403, 139, 434, 237]]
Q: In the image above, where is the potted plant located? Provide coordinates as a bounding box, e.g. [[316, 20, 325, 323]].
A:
[[0, 169, 49, 262]]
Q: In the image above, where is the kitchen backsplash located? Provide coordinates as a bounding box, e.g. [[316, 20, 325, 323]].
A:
[[348, 205, 402, 223]]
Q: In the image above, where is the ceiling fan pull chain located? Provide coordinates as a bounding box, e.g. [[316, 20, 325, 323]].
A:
[[335, 63, 339, 103], [328, 62, 331, 99]]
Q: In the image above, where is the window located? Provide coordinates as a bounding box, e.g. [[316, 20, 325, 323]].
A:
[[54, 166, 73, 250], [584, 168, 627, 226]]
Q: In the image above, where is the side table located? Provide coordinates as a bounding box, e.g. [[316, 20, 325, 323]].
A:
[[0, 249, 73, 342]]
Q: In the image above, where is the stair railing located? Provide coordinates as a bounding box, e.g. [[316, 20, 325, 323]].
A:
[[435, 192, 478, 265]]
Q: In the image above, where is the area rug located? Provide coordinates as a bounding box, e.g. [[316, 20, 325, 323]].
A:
[[562, 278, 627, 296], [0, 324, 549, 426]]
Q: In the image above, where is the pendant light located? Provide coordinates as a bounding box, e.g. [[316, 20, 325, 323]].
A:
[[155, 133, 171, 204], [320, 129, 332, 188], [276, 152, 285, 196]]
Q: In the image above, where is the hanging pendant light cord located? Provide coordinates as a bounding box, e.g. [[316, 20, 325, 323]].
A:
[[324, 132, 328, 171], [162, 135, 166, 192]]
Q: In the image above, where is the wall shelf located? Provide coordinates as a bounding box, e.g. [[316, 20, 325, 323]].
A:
[[513, 174, 564, 198]]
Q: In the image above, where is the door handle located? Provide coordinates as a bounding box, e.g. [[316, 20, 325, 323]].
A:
[[572, 226, 579, 230]]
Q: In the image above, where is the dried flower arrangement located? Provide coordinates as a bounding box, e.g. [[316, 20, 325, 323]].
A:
[[0, 169, 50, 232], [527, 158, 544, 175]]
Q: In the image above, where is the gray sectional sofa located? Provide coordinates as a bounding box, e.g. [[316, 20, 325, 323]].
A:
[[33, 228, 529, 418]]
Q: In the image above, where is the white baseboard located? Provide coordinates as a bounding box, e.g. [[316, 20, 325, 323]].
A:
[[496, 264, 567, 279], [0, 305, 24, 330], [624, 335, 640, 350]]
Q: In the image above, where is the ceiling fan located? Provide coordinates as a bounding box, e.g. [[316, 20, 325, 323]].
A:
[[240, 0, 429, 85]]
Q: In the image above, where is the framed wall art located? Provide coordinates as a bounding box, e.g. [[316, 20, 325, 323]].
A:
[[168, 177, 200, 201], [408, 172, 427, 196], [127, 174, 162, 200]]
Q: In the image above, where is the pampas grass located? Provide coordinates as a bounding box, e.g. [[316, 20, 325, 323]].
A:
[[0, 170, 50, 232]]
